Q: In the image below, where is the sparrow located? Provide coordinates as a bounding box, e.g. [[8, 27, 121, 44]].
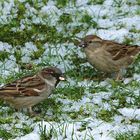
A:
[[78, 35, 140, 80], [0, 67, 65, 115]]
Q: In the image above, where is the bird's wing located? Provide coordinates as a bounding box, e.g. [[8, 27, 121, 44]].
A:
[[0, 75, 46, 97], [102, 40, 140, 60]]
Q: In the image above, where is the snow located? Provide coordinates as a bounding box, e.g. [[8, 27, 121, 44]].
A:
[[0, 42, 12, 52], [123, 78, 132, 84], [118, 16, 140, 30], [40, 4, 59, 15], [118, 108, 140, 120], [98, 29, 129, 41], [0, 0, 140, 139], [18, 117, 139, 140], [133, 74, 140, 81], [17, 133, 40, 140], [16, 121, 115, 140]]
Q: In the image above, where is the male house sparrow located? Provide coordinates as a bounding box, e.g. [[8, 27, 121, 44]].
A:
[[0, 67, 65, 114], [78, 35, 140, 80]]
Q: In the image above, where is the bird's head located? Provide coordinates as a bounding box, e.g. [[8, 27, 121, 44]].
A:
[[78, 35, 102, 48], [40, 67, 65, 86]]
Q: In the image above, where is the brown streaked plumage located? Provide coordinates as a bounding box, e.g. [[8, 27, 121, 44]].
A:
[[0, 67, 65, 114], [79, 35, 140, 80]]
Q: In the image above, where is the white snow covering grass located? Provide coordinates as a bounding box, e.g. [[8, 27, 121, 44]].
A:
[[0, 0, 140, 139], [118, 108, 140, 120], [16, 117, 139, 140]]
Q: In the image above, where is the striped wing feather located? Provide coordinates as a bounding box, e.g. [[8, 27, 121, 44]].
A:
[[0, 75, 45, 97], [102, 40, 140, 60]]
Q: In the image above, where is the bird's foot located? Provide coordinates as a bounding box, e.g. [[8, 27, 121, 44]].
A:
[[28, 107, 42, 117]]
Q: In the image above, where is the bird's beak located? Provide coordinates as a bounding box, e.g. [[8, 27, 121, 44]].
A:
[[59, 74, 66, 81], [78, 41, 87, 48]]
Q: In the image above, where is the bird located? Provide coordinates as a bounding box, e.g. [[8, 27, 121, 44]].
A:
[[78, 35, 140, 80], [0, 67, 65, 115]]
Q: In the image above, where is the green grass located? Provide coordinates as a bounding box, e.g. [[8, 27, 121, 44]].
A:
[[0, 129, 13, 140], [88, 0, 105, 5], [0, 0, 140, 139], [0, 115, 33, 139], [54, 86, 85, 101], [115, 130, 140, 140]]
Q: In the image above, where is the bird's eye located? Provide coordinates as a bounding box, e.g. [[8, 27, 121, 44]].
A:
[[45, 69, 54, 74], [53, 73, 60, 77]]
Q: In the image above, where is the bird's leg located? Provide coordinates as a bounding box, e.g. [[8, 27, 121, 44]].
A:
[[14, 107, 25, 113], [116, 72, 121, 81], [29, 106, 33, 114], [102, 73, 111, 79], [27, 106, 34, 116], [116, 68, 126, 81], [28, 106, 41, 116]]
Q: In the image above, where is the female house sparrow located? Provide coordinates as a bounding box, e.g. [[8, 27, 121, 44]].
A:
[[78, 35, 140, 80], [0, 67, 65, 114]]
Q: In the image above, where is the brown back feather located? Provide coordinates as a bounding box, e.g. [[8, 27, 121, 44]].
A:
[[0, 75, 45, 97], [103, 40, 140, 60]]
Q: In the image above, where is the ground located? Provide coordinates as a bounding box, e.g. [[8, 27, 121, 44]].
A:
[[0, 0, 140, 140]]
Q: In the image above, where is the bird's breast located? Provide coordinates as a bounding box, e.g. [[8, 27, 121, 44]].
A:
[[84, 48, 119, 73]]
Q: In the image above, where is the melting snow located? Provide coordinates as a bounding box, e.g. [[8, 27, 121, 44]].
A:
[[0, 0, 140, 139]]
